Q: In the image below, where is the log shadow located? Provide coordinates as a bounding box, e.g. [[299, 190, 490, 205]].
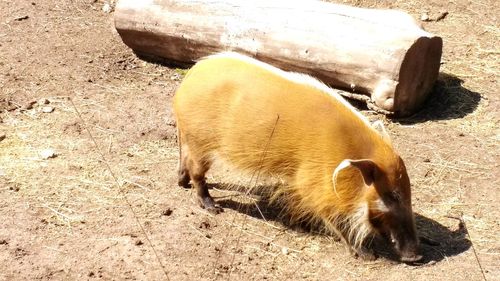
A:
[[391, 72, 481, 124], [134, 51, 193, 69], [213, 185, 471, 264]]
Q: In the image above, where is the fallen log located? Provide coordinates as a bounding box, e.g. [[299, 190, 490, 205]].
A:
[[114, 0, 442, 116]]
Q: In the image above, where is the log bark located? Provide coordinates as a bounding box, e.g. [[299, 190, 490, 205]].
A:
[[114, 0, 442, 116]]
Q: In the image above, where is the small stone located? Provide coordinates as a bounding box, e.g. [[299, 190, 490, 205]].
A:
[[40, 149, 57, 159], [22, 100, 37, 110], [199, 220, 211, 229], [281, 247, 289, 255], [435, 11, 448, 21], [6, 101, 18, 111], [42, 106, 54, 113], [0, 133, 5, 142], [170, 73, 181, 81], [161, 208, 173, 216], [420, 13, 430, 21], [134, 239, 143, 246], [38, 98, 50, 105], [102, 3, 112, 13]]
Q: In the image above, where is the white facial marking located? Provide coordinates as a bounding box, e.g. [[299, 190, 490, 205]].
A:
[[375, 198, 389, 213]]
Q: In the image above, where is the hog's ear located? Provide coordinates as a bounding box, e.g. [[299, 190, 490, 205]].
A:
[[348, 159, 378, 186], [332, 159, 378, 191], [372, 120, 391, 144]]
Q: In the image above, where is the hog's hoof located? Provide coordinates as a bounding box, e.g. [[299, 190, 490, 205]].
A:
[[206, 205, 224, 214], [178, 175, 191, 189], [198, 196, 223, 214]]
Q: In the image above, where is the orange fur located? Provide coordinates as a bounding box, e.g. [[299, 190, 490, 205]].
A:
[[173, 52, 418, 260]]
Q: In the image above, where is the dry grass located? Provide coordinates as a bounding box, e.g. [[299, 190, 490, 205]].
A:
[[0, 0, 499, 280]]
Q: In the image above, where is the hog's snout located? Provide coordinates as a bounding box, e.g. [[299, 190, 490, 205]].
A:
[[400, 252, 423, 263], [390, 229, 422, 263]]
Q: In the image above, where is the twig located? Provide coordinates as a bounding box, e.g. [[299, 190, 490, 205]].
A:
[[69, 98, 171, 281], [44, 205, 72, 221], [91, 83, 123, 94], [14, 15, 29, 21], [245, 245, 280, 257], [120, 160, 179, 165], [424, 162, 483, 174], [224, 114, 280, 281], [446, 214, 487, 281], [222, 219, 300, 254], [107, 135, 113, 153], [335, 89, 394, 115], [98, 241, 119, 254], [42, 246, 68, 254], [122, 179, 152, 191], [188, 225, 215, 242]]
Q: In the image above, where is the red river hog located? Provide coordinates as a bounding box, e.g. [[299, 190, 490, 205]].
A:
[[173, 52, 422, 262]]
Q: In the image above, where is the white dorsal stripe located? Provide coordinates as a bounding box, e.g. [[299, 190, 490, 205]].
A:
[[372, 120, 385, 131], [202, 52, 374, 129], [371, 120, 391, 142]]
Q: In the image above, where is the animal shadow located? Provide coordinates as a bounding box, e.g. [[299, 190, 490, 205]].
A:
[[370, 213, 472, 263], [214, 185, 471, 264], [414, 213, 471, 263]]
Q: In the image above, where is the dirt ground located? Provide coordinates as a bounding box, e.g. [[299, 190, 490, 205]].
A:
[[0, 0, 498, 280]]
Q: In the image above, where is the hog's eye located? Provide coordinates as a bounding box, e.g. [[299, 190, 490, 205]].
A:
[[392, 191, 402, 201], [384, 191, 401, 204]]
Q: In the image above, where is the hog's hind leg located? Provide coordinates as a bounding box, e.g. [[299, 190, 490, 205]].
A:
[[177, 143, 191, 188], [187, 155, 222, 214]]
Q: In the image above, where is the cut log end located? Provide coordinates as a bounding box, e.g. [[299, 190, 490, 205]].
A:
[[395, 36, 443, 116]]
